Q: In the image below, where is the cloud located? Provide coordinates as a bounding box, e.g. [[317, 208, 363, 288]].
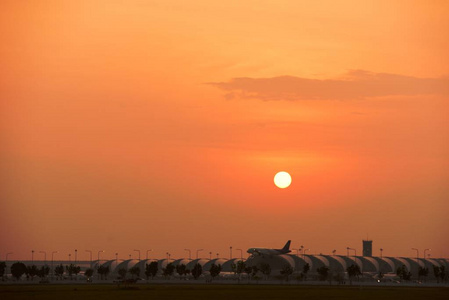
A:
[[208, 70, 449, 100]]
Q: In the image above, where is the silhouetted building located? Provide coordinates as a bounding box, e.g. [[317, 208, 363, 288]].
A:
[[363, 240, 373, 257], [15, 249, 449, 281]]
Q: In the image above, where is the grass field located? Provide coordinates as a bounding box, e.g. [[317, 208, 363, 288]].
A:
[[1, 284, 448, 300]]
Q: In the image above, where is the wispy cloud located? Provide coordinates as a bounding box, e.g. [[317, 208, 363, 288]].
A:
[[208, 70, 449, 100]]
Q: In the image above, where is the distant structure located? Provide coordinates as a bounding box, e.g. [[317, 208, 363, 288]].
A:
[[6, 243, 449, 282], [363, 239, 373, 257]]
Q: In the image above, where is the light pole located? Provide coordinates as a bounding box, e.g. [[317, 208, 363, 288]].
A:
[[411, 248, 419, 259], [293, 248, 301, 272], [380, 248, 383, 258], [51, 251, 58, 278], [98, 250, 104, 266], [424, 249, 431, 259], [86, 250, 92, 268], [6, 252, 13, 261], [134, 249, 141, 261], [196, 249, 203, 259], [6, 252, 12, 279], [31, 250, 35, 264], [300, 245, 305, 260], [236, 249, 243, 260], [184, 249, 191, 260], [347, 247, 356, 257], [332, 250, 336, 256], [230, 246, 232, 259], [209, 252, 212, 260], [75, 249, 78, 264], [69, 253, 71, 262], [293, 248, 300, 256], [166, 252, 171, 261], [146, 249, 153, 260], [39, 251, 47, 264], [304, 248, 310, 257]]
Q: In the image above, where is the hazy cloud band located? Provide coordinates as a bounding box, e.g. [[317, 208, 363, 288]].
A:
[[209, 70, 449, 100]]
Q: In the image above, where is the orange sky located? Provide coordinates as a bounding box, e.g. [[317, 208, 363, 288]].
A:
[[1, 0, 448, 261]]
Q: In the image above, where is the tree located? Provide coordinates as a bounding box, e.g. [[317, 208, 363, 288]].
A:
[[145, 261, 158, 279], [118, 268, 127, 279], [231, 261, 246, 282], [73, 265, 81, 279], [37, 266, 50, 279], [418, 267, 429, 281], [396, 265, 411, 281], [251, 266, 259, 279], [209, 263, 222, 281], [66, 264, 81, 280], [317, 266, 329, 281], [346, 264, 362, 284], [280, 264, 294, 282], [334, 272, 345, 285], [84, 268, 94, 281], [105, 266, 111, 279], [296, 264, 309, 282], [259, 263, 271, 280], [191, 263, 202, 280], [439, 266, 447, 283], [129, 266, 141, 279], [54, 264, 64, 279], [26, 265, 38, 281], [244, 266, 252, 281], [97, 265, 110, 280], [433, 265, 441, 283], [66, 265, 74, 279], [302, 263, 310, 281], [97, 265, 104, 280], [0, 262, 6, 279], [162, 263, 175, 279], [176, 264, 187, 279], [11, 262, 27, 280]]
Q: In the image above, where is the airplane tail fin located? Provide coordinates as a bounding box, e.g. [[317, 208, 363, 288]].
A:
[[282, 240, 291, 252]]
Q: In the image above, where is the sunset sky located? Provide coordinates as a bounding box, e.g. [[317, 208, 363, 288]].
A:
[[1, 0, 448, 261]]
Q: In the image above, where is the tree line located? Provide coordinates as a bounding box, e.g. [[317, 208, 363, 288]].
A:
[[1, 260, 447, 283]]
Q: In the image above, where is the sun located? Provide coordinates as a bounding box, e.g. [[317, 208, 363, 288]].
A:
[[274, 171, 292, 189]]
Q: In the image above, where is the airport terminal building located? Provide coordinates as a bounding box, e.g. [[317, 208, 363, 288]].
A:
[[99, 241, 448, 280], [93, 254, 448, 280], [21, 254, 445, 282], [4, 241, 448, 281]]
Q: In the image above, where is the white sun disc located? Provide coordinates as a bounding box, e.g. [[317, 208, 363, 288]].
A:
[[274, 171, 292, 189]]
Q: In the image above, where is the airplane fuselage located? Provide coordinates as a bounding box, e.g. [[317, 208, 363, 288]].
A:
[[247, 248, 291, 256], [246, 240, 292, 256]]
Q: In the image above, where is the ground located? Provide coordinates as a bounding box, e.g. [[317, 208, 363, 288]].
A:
[[1, 284, 448, 300]]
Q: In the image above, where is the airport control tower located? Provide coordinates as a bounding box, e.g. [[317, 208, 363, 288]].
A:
[[363, 240, 373, 257]]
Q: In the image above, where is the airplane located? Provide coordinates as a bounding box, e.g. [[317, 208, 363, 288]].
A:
[[247, 240, 291, 256]]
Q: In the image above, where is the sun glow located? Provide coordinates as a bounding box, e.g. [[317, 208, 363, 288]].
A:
[[274, 171, 292, 189]]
